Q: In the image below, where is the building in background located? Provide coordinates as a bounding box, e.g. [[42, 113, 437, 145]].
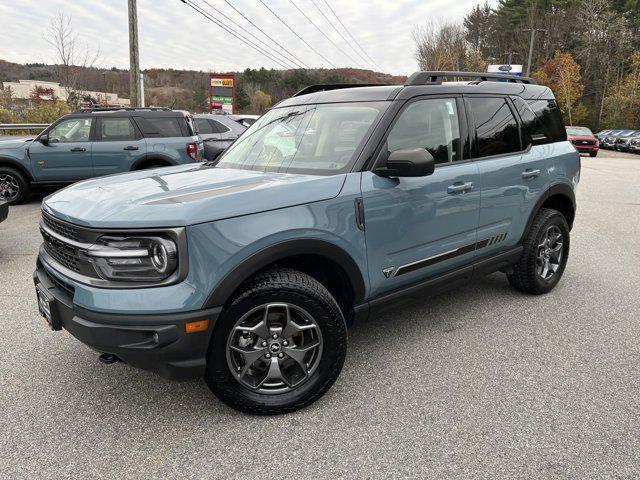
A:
[[1, 79, 131, 109]]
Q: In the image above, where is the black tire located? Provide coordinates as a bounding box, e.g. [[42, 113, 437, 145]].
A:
[[507, 208, 570, 295], [205, 268, 347, 415], [0, 166, 30, 205], [589, 151, 598, 157]]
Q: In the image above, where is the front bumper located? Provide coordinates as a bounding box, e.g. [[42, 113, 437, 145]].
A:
[[574, 144, 598, 154], [0, 200, 7, 223], [33, 265, 221, 381]]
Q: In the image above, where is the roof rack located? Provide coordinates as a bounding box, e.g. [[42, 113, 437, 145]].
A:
[[74, 107, 172, 113], [293, 83, 389, 97], [404, 71, 537, 86]]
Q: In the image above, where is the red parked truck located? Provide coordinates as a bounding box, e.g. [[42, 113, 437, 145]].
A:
[[566, 126, 598, 157]]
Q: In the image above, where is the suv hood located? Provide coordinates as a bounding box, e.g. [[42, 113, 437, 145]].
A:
[[42, 164, 347, 228], [0, 138, 33, 150]]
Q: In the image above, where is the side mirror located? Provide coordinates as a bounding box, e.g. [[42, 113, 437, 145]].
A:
[[39, 134, 49, 145], [376, 148, 435, 177]]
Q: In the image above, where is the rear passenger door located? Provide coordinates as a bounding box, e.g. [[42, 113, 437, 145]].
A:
[[92, 117, 146, 176], [467, 95, 550, 255]]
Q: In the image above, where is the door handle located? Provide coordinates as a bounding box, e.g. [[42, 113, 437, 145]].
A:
[[522, 169, 541, 179], [123, 146, 139, 151], [70, 147, 86, 152], [447, 182, 473, 194]]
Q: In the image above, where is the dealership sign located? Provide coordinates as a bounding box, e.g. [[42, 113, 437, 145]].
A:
[[487, 64, 523, 76], [209, 73, 235, 114]]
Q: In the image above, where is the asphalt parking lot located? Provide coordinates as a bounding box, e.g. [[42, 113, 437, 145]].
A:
[[1, 149, 639, 479]]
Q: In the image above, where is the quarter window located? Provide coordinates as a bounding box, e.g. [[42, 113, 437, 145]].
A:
[[468, 97, 521, 157], [48, 118, 93, 143], [387, 98, 461, 164], [100, 118, 137, 141], [526, 99, 567, 143]]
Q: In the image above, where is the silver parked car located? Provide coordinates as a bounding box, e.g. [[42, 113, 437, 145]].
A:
[[193, 114, 247, 161]]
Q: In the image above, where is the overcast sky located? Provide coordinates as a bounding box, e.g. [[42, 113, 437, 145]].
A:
[[0, 0, 485, 75]]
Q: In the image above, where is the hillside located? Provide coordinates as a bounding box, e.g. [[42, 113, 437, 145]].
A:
[[0, 59, 406, 113]]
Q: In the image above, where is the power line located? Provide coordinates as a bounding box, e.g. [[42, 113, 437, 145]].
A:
[[308, 0, 372, 69], [289, 0, 363, 68], [180, 0, 290, 69], [222, 0, 310, 70], [321, 0, 383, 71], [258, 0, 337, 68], [197, 0, 299, 69]]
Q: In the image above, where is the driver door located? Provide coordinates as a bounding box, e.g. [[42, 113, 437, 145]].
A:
[[361, 96, 481, 298], [29, 117, 94, 182]]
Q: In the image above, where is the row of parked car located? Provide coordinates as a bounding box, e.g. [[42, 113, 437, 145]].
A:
[[595, 129, 640, 153], [564, 126, 640, 157], [0, 108, 257, 205]]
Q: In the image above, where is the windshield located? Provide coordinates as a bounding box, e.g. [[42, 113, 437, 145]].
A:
[[619, 130, 636, 137], [216, 102, 388, 175], [566, 126, 592, 136]]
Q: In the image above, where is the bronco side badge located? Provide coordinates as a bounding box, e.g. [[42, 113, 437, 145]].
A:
[[382, 267, 394, 278]]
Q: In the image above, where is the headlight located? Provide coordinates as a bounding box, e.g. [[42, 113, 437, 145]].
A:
[[84, 235, 179, 282]]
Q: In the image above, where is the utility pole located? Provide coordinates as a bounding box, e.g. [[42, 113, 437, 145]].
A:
[[128, 0, 141, 107], [523, 28, 547, 77]]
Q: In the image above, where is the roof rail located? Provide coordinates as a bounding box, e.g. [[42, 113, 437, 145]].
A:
[[293, 83, 390, 97], [404, 71, 537, 86], [74, 107, 173, 113]]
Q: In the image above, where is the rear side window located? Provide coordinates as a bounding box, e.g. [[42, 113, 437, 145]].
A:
[[210, 120, 231, 133], [194, 118, 215, 134], [99, 118, 137, 141], [525, 99, 567, 143], [468, 97, 521, 157], [134, 116, 185, 138]]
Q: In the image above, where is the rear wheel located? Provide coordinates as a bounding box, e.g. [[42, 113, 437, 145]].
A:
[[507, 208, 570, 295], [205, 268, 347, 415], [0, 166, 30, 205]]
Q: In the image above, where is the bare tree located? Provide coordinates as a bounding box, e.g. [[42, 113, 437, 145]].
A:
[[413, 20, 487, 72], [44, 13, 101, 107]]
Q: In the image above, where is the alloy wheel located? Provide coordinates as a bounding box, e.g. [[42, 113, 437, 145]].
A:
[[226, 302, 323, 394], [536, 225, 563, 280], [0, 173, 20, 202]]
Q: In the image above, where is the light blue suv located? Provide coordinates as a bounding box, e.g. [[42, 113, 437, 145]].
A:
[[33, 72, 579, 414], [0, 107, 203, 204]]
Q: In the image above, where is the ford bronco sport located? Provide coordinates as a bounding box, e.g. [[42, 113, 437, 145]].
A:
[[33, 72, 579, 415], [0, 107, 203, 205]]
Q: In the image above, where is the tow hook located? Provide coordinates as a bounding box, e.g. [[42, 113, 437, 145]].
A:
[[98, 353, 121, 365]]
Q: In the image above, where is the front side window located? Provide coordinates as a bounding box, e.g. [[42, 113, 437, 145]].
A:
[[216, 102, 387, 175], [469, 97, 520, 157], [387, 98, 461, 164], [100, 118, 136, 141], [48, 118, 93, 143]]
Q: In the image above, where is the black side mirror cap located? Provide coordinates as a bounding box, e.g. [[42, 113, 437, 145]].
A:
[[39, 134, 49, 145], [376, 147, 435, 177]]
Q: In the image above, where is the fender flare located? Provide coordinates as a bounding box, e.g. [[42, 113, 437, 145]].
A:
[[203, 238, 366, 308], [520, 182, 576, 243], [0, 156, 34, 182], [131, 153, 178, 170]]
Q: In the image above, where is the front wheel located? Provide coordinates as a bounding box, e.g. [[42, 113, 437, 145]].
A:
[[507, 208, 570, 295], [0, 166, 30, 205], [205, 268, 347, 415]]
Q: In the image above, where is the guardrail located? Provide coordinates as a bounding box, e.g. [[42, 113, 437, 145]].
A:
[[0, 123, 50, 135]]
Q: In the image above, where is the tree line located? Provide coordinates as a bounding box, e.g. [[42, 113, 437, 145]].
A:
[[415, 0, 640, 130]]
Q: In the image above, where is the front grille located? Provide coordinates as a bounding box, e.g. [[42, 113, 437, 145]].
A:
[[572, 139, 595, 146], [42, 213, 79, 241], [41, 229, 81, 271]]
